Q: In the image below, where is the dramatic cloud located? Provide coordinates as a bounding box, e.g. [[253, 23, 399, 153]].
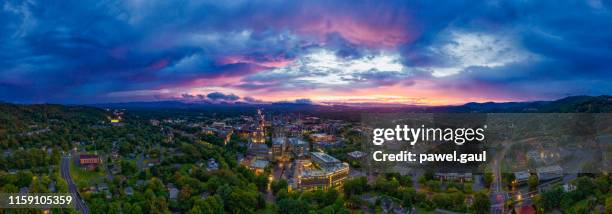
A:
[[0, 0, 610, 104], [242, 48, 407, 90], [206, 92, 240, 101], [243, 96, 264, 103]]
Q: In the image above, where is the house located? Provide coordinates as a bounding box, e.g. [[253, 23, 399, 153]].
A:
[[3, 150, 12, 157], [527, 151, 541, 163], [536, 165, 563, 181], [514, 205, 536, 214], [313, 140, 343, 149], [514, 171, 530, 185], [248, 143, 270, 160], [310, 133, 336, 142], [98, 183, 109, 191], [200, 192, 210, 199], [207, 158, 219, 171], [563, 183, 576, 192], [347, 151, 365, 159], [124, 187, 134, 196], [146, 158, 161, 167], [168, 187, 179, 200], [48, 182, 56, 193], [434, 173, 472, 182], [433, 208, 464, 214], [249, 159, 269, 175], [79, 154, 101, 170]]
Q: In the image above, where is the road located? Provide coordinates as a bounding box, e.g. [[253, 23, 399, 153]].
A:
[[103, 155, 114, 181], [61, 156, 90, 214], [489, 159, 506, 214]]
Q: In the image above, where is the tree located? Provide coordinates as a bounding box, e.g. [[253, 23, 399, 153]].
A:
[[189, 195, 223, 214], [540, 187, 564, 211], [2, 184, 18, 193], [432, 194, 452, 210], [373, 176, 400, 195], [125, 203, 144, 214], [606, 196, 612, 214], [254, 174, 269, 192], [224, 189, 259, 213], [271, 179, 288, 195], [473, 191, 490, 213], [122, 161, 138, 176], [16, 171, 33, 187], [575, 176, 595, 199], [484, 171, 493, 187], [593, 176, 609, 194], [424, 170, 434, 180], [400, 188, 418, 208], [108, 202, 122, 214], [528, 175, 539, 190], [343, 177, 367, 196], [277, 198, 308, 214]]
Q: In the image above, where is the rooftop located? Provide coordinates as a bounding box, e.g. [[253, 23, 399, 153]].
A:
[[514, 171, 530, 179], [301, 162, 349, 177], [251, 160, 269, 169], [311, 152, 341, 164], [289, 138, 308, 145], [347, 151, 365, 158], [536, 165, 563, 173], [79, 154, 99, 159], [272, 137, 285, 145]]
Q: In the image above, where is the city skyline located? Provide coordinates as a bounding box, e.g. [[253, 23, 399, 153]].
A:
[[1, 0, 612, 105]]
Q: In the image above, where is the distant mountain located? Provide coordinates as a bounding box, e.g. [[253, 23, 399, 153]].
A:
[[57, 95, 612, 113], [90, 101, 201, 109], [448, 95, 612, 113]]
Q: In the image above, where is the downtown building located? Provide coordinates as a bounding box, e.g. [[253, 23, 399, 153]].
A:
[[296, 152, 349, 191]]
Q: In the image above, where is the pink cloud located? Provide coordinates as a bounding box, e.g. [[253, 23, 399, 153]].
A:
[[297, 15, 417, 47]]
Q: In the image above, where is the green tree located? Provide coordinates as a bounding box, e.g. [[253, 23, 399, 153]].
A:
[[343, 177, 367, 196], [254, 174, 269, 192], [277, 198, 308, 214], [271, 179, 288, 195], [472, 191, 490, 214], [528, 175, 538, 190], [484, 171, 493, 187], [540, 187, 564, 211], [605, 196, 612, 214]]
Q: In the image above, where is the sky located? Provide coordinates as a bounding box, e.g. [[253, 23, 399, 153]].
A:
[[1, 0, 611, 105]]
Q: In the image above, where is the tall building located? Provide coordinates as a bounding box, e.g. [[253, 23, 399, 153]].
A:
[[272, 137, 287, 159], [251, 109, 266, 144], [289, 138, 309, 158]]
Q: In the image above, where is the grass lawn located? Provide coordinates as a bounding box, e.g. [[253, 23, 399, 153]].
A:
[[69, 159, 105, 185], [416, 206, 434, 214]]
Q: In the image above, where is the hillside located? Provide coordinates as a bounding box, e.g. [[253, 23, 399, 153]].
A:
[[0, 103, 109, 135], [448, 95, 612, 113]]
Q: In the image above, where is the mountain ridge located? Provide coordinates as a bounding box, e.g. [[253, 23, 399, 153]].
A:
[[2, 95, 611, 113]]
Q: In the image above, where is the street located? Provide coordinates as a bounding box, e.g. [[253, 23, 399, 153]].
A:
[[61, 156, 90, 214]]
